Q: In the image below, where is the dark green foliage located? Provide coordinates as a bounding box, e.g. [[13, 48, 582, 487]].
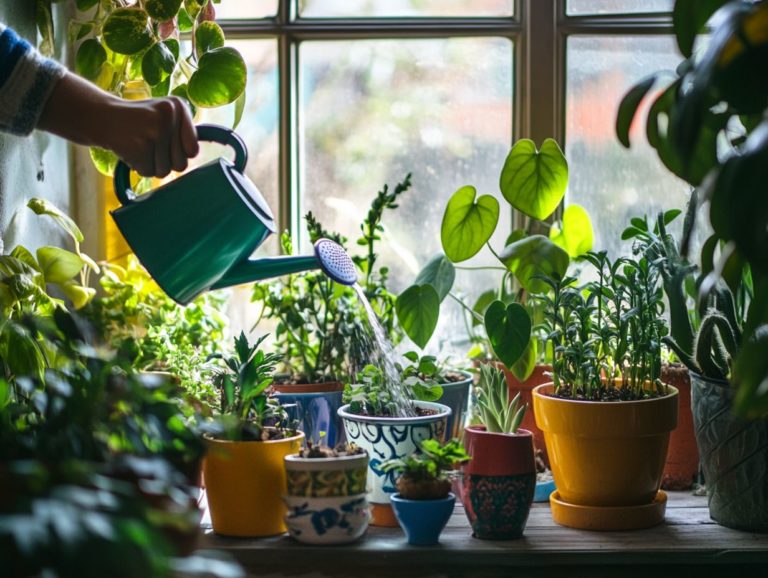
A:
[[342, 364, 442, 417], [381, 439, 470, 482]]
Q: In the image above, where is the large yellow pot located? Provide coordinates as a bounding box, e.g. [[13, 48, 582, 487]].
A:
[[533, 383, 678, 507], [203, 432, 304, 537]]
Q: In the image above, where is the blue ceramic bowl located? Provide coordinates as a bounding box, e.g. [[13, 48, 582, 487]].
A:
[[534, 479, 556, 502], [390, 493, 455, 545]]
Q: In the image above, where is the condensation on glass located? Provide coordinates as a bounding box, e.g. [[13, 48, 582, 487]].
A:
[[565, 35, 692, 260], [195, 39, 280, 255], [299, 37, 513, 355], [566, 0, 673, 15], [215, 0, 277, 19], [300, 0, 513, 18]]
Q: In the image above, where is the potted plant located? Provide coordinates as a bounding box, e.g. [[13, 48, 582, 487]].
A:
[[532, 251, 679, 531], [338, 365, 451, 527], [202, 332, 303, 537], [283, 441, 370, 544], [253, 175, 412, 447], [459, 364, 536, 539], [382, 439, 470, 545]]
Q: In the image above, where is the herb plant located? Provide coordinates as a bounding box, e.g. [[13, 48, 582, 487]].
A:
[[473, 363, 526, 434], [342, 364, 442, 418], [207, 331, 291, 441], [381, 439, 470, 500]]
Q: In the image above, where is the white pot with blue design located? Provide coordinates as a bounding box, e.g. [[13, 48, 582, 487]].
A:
[[283, 493, 370, 544], [337, 401, 451, 527]]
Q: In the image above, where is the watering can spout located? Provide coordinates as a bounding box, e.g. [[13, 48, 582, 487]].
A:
[[212, 239, 358, 289]]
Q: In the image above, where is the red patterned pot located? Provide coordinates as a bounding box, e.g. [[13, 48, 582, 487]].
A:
[[459, 425, 536, 540]]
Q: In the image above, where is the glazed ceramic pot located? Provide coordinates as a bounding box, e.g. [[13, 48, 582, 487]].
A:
[[338, 401, 450, 527], [273, 381, 346, 446], [283, 493, 370, 544], [437, 370, 472, 441], [533, 382, 678, 530], [460, 425, 536, 540], [691, 372, 768, 531], [203, 431, 304, 537], [390, 493, 456, 545], [284, 451, 369, 498]]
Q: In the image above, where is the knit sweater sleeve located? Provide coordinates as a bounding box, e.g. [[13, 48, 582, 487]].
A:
[[0, 22, 66, 136]]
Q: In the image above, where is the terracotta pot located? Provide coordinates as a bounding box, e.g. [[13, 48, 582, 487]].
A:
[[533, 382, 678, 508], [273, 381, 346, 446], [459, 425, 536, 539], [660, 364, 698, 490], [203, 431, 304, 537]]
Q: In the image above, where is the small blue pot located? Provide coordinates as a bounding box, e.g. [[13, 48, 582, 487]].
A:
[[275, 386, 345, 447], [390, 493, 455, 545], [534, 479, 556, 502]]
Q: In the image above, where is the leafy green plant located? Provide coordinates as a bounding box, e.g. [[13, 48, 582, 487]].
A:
[[381, 438, 470, 500], [536, 251, 669, 400], [82, 255, 228, 409], [617, 0, 768, 415], [342, 364, 442, 418], [472, 363, 526, 434], [252, 175, 411, 384], [207, 331, 291, 441], [37, 0, 247, 175], [397, 140, 593, 381]]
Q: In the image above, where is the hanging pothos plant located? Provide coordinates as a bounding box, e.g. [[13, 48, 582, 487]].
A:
[[35, 0, 247, 176]]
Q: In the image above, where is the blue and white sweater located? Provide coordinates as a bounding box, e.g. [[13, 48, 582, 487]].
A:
[[0, 22, 65, 136]]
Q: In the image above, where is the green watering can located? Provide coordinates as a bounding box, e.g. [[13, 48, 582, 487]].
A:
[[111, 124, 357, 305]]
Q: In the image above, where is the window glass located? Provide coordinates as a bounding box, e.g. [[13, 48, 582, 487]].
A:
[[567, 0, 673, 15], [565, 35, 690, 259], [215, 0, 277, 19], [300, 0, 513, 18], [195, 39, 280, 255], [299, 38, 513, 355]]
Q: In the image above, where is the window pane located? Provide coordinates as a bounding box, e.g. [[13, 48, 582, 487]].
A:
[[300, 38, 513, 354], [300, 0, 513, 18], [565, 35, 688, 259], [567, 0, 673, 15], [216, 0, 277, 19], [196, 39, 280, 255]]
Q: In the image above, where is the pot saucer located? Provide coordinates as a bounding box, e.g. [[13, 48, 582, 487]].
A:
[[549, 490, 667, 531]]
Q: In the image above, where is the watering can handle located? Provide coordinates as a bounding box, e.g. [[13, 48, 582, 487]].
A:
[[113, 124, 249, 206]]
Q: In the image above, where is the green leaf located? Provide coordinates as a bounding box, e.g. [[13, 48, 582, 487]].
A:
[[89, 147, 118, 177], [472, 289, 497, 327], [164, 38, 181, 61], [549, 204, 594, 258], [75, 39, 107, 81], [141, 42, 176, 86], [75, 0, 99, 10], [733, 324, 768, 417], [177, 6, 194, 31], [103, 8, 153, 55], [499, 235, 569, 293], [484, 301, 532, 368], [37, 247, 84, 284], [195, 21, 225, 58], [10, 247, 41, 272], [3, 324, 45, 382], [171, 83, 197, 117], [396, 285, 440, 349], [27, 198, 84, 244], [188, 47, 247, 107], [440, 185, 499, 263], [510, 338, 537, 382], [413, 254, 455, 302], [673, 0, 731, 58], [60, 281, 96, 310], [145, 0, 183, 21], [499, 138, 568, 221], [664, 209, 682, 225], [616, 74, 657, 148], [233, 89, 246, 129], [151, 76, 171, 97], [184, 0, 205, 20], [35, 0, 54, 57]]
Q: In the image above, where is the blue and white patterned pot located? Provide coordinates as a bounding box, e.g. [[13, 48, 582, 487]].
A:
[[338, 401, 451, 506], [283, 493, 370, 544]]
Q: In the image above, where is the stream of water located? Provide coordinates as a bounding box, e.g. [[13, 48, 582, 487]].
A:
[[353, 283, 416, 418]]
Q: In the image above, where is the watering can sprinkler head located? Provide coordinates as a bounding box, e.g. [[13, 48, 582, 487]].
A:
[[314, 239, 357, 286]]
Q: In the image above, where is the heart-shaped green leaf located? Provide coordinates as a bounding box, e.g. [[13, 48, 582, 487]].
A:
[[75, 39, 106, 81], [37, 247, 84, 284], [441, 185, 499, 263], [414, 253, 455, 302], [195, 21, 225, 58], [499, 138, 568, 221], [145, 0, 183, 21], [499, 235, 569, 293], [484, 301, 531, 368], [188, 47, 247, 107], [103, 8, 153, 55], [396, 284, 440, 349], [472, 289, 497, 327], [510, 338, 537, 382], [549, 204, 594, 258], [141, 41, 176, 86]]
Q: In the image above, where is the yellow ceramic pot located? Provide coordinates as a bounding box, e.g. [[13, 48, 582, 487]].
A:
[[203, 432, 304, 537], [533, 383, 678, 507]]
